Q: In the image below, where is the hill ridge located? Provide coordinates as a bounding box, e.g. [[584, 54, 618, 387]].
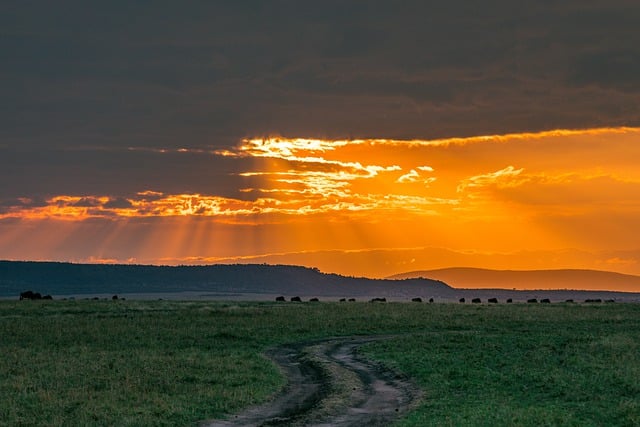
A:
[[389, 267, 640, 292], [0, 260, 451, 298]]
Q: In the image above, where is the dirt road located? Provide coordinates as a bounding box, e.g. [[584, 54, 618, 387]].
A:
[[203, 336, 421, 426]]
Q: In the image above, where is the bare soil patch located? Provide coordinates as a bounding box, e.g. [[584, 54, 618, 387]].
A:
[[203, 336, 421, 426]]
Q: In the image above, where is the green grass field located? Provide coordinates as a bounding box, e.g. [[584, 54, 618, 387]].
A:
[[1, 300, 639, 426]]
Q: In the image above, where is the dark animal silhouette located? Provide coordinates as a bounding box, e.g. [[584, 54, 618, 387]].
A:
[[275, 296, 285, 302], [112, 295, 119, 300], [429, 298, 434, 303], [459, 298, 465, 303], [527, 298, 538, 303], [540, 298, 551, 304], [20, 290, 43, 300], [370, 297, 387, 302], [488, 298, 498, 303], [411, 297, 422, 302], [309, 297, 319, 302], [472, 298, 481, 303], [348, 298, 356, 302], [585, 298, 602, 303], [339, 298, 346, 302], [506, 298, 513, 303], [20, 290, 34, 300], [291, 296, 301, 302]]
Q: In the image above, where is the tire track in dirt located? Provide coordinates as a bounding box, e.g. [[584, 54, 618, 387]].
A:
[[203, 336, 421, 427]]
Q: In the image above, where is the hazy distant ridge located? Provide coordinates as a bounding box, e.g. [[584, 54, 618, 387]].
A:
[[389, 267, 640, 292], [0, 261, 451, 298]]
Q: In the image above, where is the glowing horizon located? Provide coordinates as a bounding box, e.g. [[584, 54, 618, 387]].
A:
[[2, 126, 640, 286]]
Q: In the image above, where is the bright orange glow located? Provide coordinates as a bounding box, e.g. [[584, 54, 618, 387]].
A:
[[2, 126, 640, 283]]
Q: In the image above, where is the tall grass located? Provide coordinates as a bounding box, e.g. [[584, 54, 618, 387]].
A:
[[1, 300, 638, 426]]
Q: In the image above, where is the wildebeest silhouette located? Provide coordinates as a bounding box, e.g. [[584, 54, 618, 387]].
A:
[[370, 297, 387, 302], [20, 291, 33, 300], [459, 298, 465, 303], [112, 295, 119, 301], [527, 298, 538, 303], [506, 298, 513, 303], [348, 298, 356, 302], [411, 297, 422, 302], [472, 298, 481, 303], [20, 291, 43, 300], [291, 296, 302, 302], [540, 298, 551, 304], [309, 297, 319, 302], [275, 296, 285, 302], [339, 298, 346, 302], [488, 298, 498, 303], [428, 298, 434, 303]]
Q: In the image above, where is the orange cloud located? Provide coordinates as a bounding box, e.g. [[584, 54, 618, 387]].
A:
[[3, 126, 640, 278]]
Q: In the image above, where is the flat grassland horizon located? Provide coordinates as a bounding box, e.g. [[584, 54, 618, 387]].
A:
[[1, 300, 639, 426]]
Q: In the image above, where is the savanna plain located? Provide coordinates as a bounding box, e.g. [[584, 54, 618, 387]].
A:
[[1, 300, 639, 426]]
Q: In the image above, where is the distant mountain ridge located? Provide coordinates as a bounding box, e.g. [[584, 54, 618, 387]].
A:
[[0, 261, 452, 298], [389, 267, 640, 292]]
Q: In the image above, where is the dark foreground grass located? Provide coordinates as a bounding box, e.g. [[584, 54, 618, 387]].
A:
[[363, 304, 640, 426], [0, 301, 638, 426]]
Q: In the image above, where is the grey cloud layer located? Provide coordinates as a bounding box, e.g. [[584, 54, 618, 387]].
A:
[[1, 1, 639, 196]]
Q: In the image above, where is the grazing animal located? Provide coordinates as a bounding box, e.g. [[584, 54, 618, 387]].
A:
[[527, 298, 538, 303], [370, 297, 387, 303], [411, 297, 422, 302], [541, 298, 551, 304], [429, 298, 434, 303], [309, 297, 319, 302], [339, 298, 346, 302], [275, 296, 285, 302], [20, 290, 35, 300], [459, 298, 465, 303], [472, 298, 481, 304], [506, 298, 513, 303], [348, 298, 356, 302], [112, 295, 119, 301], [20, 291, 45, 300], [488, 298, 498, 303], [291, 296, 302, 302]]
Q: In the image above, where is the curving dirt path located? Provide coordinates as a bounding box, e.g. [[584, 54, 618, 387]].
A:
[[203, 336, 422, 427]]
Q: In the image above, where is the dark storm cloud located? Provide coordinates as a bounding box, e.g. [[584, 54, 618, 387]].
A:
[[1, 0, 639, 197], [570, 50, 640, 91], [102, 197, 133, 209], [0, 147, 254, 199]]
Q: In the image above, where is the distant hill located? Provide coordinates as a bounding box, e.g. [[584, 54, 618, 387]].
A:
[[389, 267, 640, 292], [0, 261, 452, 298]]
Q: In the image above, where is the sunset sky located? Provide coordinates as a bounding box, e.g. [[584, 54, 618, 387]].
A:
[[2, 2, 640, 279]]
